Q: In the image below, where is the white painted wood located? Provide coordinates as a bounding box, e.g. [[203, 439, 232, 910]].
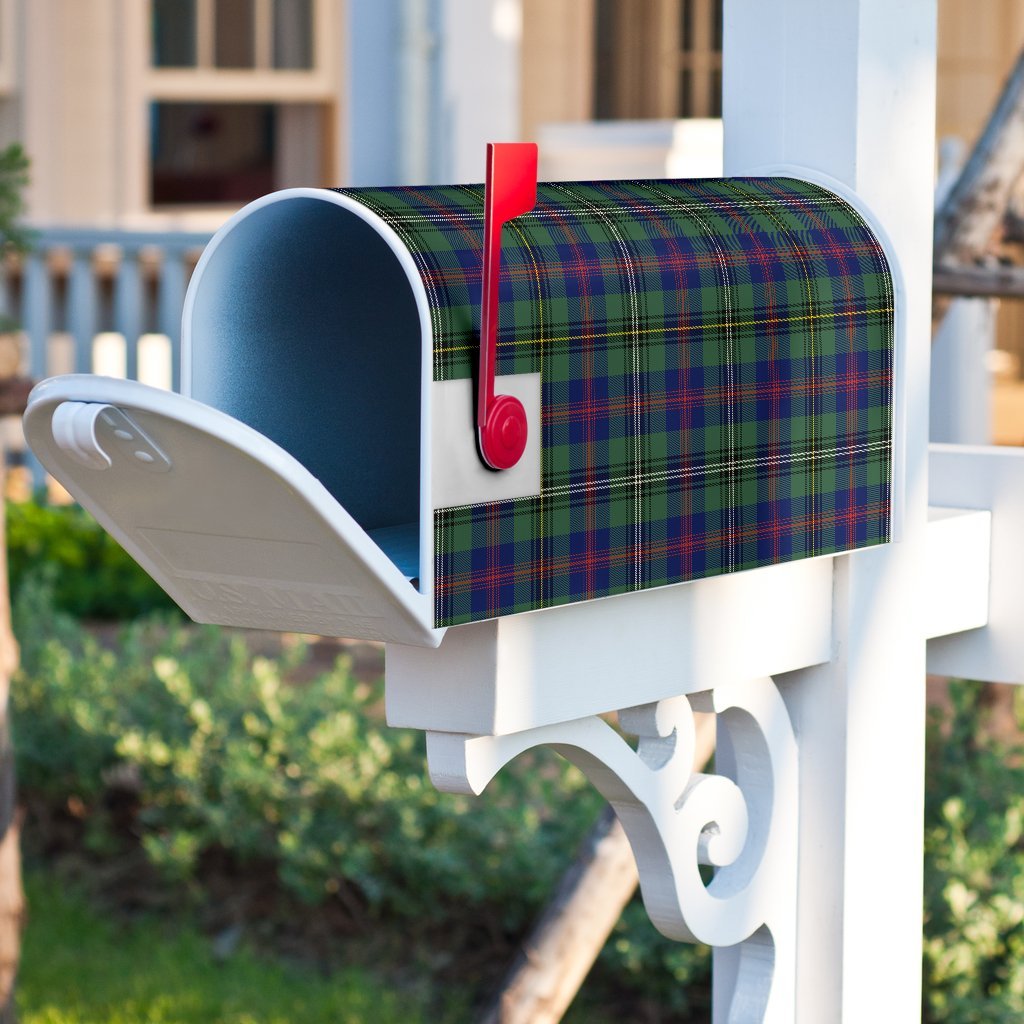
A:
[[536, 119, 724, 181], [928, 444, 1024, 682], [387, 556, 832, 735], [480, 716, 716, 1024], [925, 507, 991, 640], [23, 375, 441, 647], [427, 676, 797, 1021], [723, 2, 935, 1022], [930, 298, 995, 445]]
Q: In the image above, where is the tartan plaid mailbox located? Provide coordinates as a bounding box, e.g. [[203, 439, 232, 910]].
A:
[[23, 148, 896, 648]]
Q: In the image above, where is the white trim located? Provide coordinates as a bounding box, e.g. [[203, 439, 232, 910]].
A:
[[145, 70, 335, 102], [195, 0, 215, 68], [722, 3, 936, 1018], [387, 555, 833, 735], [254, 0, 273, 69]]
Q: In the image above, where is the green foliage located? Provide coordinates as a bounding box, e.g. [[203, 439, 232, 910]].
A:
[[13, 576, 584, 916], [27, 557, 1024, 1019], [12, 575, 709, 1015], [0, 142, 30, 256], [17, 485, 1024, 1023], [7, 499, 179, 619], [922, 682, 1024, 1022], [587, 900, 711, 1021], [17, 871, 454, 1024]]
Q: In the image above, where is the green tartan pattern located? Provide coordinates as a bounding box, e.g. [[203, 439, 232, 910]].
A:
[[338, 178, 895, 628]]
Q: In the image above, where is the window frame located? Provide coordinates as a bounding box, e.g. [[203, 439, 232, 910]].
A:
[[148, 0, 335, 102], [594, 0, 722, 121], [121, 0, 341, 222]]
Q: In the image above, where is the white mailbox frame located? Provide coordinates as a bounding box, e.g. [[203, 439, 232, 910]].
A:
[[401, 4, 951, 1017], [402, 2, 970, 1021]]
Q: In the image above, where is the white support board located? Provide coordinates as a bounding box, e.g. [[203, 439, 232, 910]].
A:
[[925, 506, 991, 641], [928, 444, 1024, 683], [386, 556, 832, 736]]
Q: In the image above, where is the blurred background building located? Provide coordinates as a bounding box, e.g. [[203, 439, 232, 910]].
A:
[[0, 0, 1021, 466], [3, 0, 1014, 223]]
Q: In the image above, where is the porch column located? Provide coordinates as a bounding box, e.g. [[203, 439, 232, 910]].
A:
[[722, 2, 937, 1019]]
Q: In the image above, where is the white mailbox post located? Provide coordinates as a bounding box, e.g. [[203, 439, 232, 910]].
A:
[[724, 4, 936, 1020], [23, 1, 1023, 1021]]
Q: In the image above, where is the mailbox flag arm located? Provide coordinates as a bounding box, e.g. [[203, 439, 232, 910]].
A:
[[478, 142, 538, 470]]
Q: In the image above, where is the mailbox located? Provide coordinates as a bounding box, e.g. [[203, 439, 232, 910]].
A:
[[24, 156, 895, 648]]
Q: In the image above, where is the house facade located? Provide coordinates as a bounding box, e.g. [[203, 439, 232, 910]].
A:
[[0, 0, 1017, 230]]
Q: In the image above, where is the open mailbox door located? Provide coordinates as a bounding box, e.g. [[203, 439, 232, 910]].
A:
[[23, 375, 442, 648]]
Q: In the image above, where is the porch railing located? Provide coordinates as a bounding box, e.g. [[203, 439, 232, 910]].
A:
[[1, 227, 212, 485], [4, 226, 213, 394]]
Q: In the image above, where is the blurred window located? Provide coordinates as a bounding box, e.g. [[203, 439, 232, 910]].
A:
[[153, 0, 197, 67], [145, 0, 332, 208], [215, 0, 255, 68], [273, 0, 313, 69], [148, 100, 328, 207], [594, 0, 722, 119], [149, 0, 314, 71], [150, 102, 275, 205]]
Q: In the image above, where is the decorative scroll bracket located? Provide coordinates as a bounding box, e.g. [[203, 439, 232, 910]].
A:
[[425, 675, 797, 1024]]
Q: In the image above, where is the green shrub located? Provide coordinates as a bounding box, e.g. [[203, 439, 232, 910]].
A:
[[12, 575, 579, 913], [11, 575, 711, 1014], [923, 681, 1024, 1022], [7, 499, 179, 619], [24, 559, 1024, 1020]]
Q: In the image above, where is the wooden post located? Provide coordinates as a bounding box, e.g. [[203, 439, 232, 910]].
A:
[[934, 47, 1024, 266], [723, 1, 936, 1019], [928, 44, 1024, 446], [479, 714, 717, 1024], [0, 377, 30, 1023], [0, 473, 20, 1024]]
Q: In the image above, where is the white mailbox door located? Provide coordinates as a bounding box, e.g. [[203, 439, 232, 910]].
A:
[[23, 375, 441, 648]]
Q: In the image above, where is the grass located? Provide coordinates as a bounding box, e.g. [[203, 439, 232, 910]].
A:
[[17, 873, 461, 1024]]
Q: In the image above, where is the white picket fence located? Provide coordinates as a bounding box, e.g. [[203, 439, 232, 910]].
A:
[[0, 227, 212, 482]]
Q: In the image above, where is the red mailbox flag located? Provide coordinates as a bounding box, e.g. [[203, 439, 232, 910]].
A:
[[478, 142, 538, 470]]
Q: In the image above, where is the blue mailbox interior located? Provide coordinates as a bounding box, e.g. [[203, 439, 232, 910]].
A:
[[186, 195, 423, 581]]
